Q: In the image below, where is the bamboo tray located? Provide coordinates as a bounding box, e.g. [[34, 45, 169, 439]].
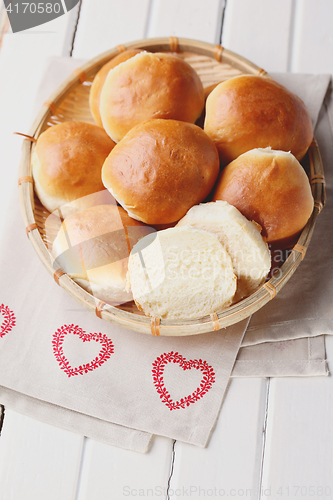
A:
[[18, 37, 326, 336]]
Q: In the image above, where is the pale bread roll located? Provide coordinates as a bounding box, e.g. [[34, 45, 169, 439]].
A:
[[204, 75, 313, 165], [99, 51, 205, 142], [89, 49, 142, 126], [212, 148, 314, 246], [102, 118, 220, 225], [32, 121, 115, 218], [127, 226, 237, 319], [52, 204, 154, 305], [176, 201, 271, 300]]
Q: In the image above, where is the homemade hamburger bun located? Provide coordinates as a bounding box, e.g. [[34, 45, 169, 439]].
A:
[[177, 201, 271, 300], [127, 226, 237, 319], [89, 49, 142, 126], [212, 148, 314, 246], [102, 119, 220, 225], [52, 204, 155, 305], [100, 51, 205, 142], [32, 121, 115, 217], [204, 75, 313, 165]]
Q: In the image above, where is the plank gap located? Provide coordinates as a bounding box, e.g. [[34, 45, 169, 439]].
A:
[[144, 0, 154, 38], [0, 405, 5, 435], [166, 440, 176, 500], [287, 0, 297, 72], [258, 378, 271, 500], [216, 0, 227, 45], [69, 0, 83, 57], [73, 436, 88, 500]]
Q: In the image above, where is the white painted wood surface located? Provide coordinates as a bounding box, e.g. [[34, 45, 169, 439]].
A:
[[221, 0, 294, 72], [72, 0, 151, 59], [0, 0, 333, 498], [170, 378, 268, 499], [146, 0, 225, 43], [262, 336, 333, 497], [76, 437, 173, 500], [0, 409, 83, 500], [290, 0, 333, 74]]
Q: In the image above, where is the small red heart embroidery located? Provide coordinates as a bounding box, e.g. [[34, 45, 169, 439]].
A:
[[152, 351, 215, 411], [52, 324, 114, 377], [0, 304, 16, 338]]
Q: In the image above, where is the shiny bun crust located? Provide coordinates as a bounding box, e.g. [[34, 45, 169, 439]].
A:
[[100, 52, 205, 142], [52, 204, 154, 305], [32, 121, 115, 216], [102, 119, 220, 225], [204, 75, 313, 165], [89, 49, 142, 127], [212, 148, 314, 245]]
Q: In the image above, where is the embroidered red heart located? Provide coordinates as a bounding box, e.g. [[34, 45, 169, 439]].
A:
[[52, 324, 114, 377], [152, 351, 215, 411], [0, 304, 16, 338]]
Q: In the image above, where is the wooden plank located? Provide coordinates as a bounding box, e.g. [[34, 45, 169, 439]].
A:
[[221, 0, 294, 72], [169, 378, 267, 499], [290, 0, 333, 74], [75, 436, 174, 500], [0, 409, 83, 500], [71, 0, 151, 59], [146, 0, 225, 44], [261, 335, 333, 496]]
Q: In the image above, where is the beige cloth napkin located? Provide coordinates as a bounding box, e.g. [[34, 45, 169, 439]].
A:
[[0, 58, 331, 453], [0, 190, 249, 451]]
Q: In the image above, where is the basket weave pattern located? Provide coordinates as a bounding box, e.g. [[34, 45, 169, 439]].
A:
[[18, 37, 326, 336]]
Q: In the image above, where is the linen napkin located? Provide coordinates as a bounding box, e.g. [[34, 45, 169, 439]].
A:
[[0, 57, 331, 453], [0, 191, 249, 451]]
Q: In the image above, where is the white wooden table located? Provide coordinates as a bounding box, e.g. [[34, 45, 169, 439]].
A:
[[0, 1, 333, 498]]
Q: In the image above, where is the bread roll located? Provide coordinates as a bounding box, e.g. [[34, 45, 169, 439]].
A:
[[204, 75, 313, 165], [52, 204, 155, 305], [102, 119, 220, 225], [127, 226, 237, 319], [212, 148, 314, 246], [177, 201, 271, 299], [89, 49, 142, 126], [32, 121, 115, 217], [100, 51, 205, 142]]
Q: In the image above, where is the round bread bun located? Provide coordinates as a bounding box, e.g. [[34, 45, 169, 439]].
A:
[[32, 121, 116, 217], [52, 204, 155, 305], [204, 75, 313, 165], [99, 51, 205, 142], [212, 148, 314, 246], [127, 226, 237, 319], [102, 119, 220, 225], [89, 49, 142, 126], [176, 201, 271, 300]]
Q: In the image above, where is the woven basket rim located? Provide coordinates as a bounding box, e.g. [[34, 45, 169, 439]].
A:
[[18, 37, 326, 336]]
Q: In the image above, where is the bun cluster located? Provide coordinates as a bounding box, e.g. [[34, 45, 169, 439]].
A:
[[31, 49, 315, 321]]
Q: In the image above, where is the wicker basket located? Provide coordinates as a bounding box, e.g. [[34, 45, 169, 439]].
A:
[[18, 37, 326, 336]]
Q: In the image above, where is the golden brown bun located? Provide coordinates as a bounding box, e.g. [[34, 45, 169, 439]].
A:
[[52, 204, 154, 305], [212, 148, 314, 245], [89, 49, 142, 126], [204, 75, 313, 165], [102, 119, 220, 225], [100, 52, 205, 142], [32, 121, 115, 217]]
